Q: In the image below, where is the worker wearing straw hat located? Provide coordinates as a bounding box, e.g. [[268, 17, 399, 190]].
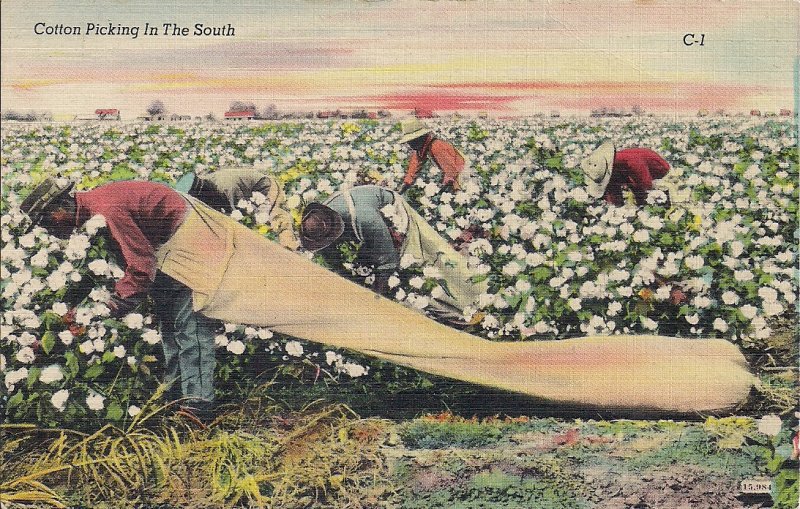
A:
[[21, 179, 217, 420], [175, 167, 299, 250], [300, 185, 488, 325], [581, 141, 671, 206], [398, 118, 467, 193]]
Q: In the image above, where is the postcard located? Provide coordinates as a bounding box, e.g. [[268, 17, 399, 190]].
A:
[[1, 1, 798, 508]]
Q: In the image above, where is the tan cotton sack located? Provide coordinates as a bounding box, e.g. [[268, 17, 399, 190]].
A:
[[156, 198, 755, 413]]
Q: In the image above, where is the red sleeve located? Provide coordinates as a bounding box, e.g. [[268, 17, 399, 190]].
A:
[[430, 140, 465, 187], [104, 208, 157, 298], [403, 151, 422, 185]]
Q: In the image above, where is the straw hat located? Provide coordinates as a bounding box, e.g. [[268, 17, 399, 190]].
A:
[[300, 203, 345, 251], [20, 178, 74, 228], [398, 118, 431, 144], [580, 141, 616, 198]]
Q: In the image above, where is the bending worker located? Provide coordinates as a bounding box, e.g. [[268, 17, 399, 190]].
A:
[[21, 179, 217, 419], [581, 141, 671, 206], [175, 167, 299, 249], [20, 178, 754, 414], [398, 118, 467, 193], [299, 184, 488, 325]]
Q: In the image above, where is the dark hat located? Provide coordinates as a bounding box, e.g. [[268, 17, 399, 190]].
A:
[[300, 203, 345, 251], [20, 178, 75, 227]]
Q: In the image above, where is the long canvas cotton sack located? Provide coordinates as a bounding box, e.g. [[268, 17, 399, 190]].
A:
[[156, 198, 755, 413]]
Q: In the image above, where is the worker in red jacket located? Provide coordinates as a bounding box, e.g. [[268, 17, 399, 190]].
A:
[[398, 118, 466, 193], [21, 179, 216, 420], [580, 141, 670, 206]]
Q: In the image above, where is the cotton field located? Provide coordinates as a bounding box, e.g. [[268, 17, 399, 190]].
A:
[[1, 117, 797, 426]]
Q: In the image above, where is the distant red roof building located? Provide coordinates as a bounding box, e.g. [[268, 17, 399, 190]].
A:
[[95, 109, 120, 120], [779, 108, 792, 116], [224, 110, 256, 120], [750, 109, 761, 117]]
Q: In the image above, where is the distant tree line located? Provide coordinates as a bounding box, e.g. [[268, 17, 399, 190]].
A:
[[2, 110, 53, 121]]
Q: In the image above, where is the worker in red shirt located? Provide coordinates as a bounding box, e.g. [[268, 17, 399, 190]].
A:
[[398, 118, 466, 193], [580, 141, 671, 206], [21, 179, 217, 420]]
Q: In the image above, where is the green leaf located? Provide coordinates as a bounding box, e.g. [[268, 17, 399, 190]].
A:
[[105, 401, 124, 421], [7, 391, 24, 409], [65, 352, 79, 377], [41, 331, 55, 354], [84, 364, 105, 380], [27, 367, 41, 388]]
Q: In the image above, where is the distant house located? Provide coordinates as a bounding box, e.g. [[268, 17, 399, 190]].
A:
[[367, 112, 378, 120], [697, 109, 709, 117], [170, 113, 192, 121], [779, 108, 792, 117], [95, 109, 120, 120], [750, 109, 761, 117], [224, 110, 256, 121]]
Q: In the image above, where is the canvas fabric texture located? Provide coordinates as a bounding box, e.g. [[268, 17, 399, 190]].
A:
[[154, 197, 754, 412], [397, 196, 488, 319]]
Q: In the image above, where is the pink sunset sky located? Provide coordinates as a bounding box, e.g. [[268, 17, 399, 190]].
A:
[[2, 0, 797, 118]]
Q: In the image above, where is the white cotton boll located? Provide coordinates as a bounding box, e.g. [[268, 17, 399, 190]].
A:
[[88, 259, 110, 276], [30, 249, 49, 268], [86, 392, 106, 411], [5, 367, 28, 391], [409, 276, 424, 289], [607, 301, 622, 316], [685, 314, 700, 325], [713, 318, 729, 333], [325, 351, 341, 366], [78, 339, 94, 355], [395, 288, 406, 300], [47, 272, 67, 292], [226, 340, 246, 355], [92, 338, 105, 353], [285, 341, 304, 357], [728, 240, 744, 258], [39, 364, 64, 384], [410, 295, 430, 310], [51, 302, 68, 315], [230, 210, 244, 221], [113, 345, 126, 358], [214, 334, 229, 347], [51, 389, 69, 412], [84, 215, 106, 236], [740, 305, 758, 320], [641, 317, 658, 330], [341, 362, 368, 377], [285, 194, 301, 210], [684, 255, 704, 270], [128, 405, 141, 417], [123, 313, 144, 329], [757, 287, 778, 303], [141, 329, 162, 345], [431, 286, 447, 300], [721, 291, 740, 305], [16, 346, 35, 364]]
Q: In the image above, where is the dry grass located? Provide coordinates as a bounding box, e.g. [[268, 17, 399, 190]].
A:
[[1, 384, 393, 509]]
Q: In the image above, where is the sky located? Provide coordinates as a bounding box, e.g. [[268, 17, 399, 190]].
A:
[[2, 0, 798, 118]]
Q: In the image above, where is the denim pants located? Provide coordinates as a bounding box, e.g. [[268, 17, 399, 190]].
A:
[[151, 272, 217, 411]]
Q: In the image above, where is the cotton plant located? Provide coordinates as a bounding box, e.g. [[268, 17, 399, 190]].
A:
[[2, 116, 798, 428]]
